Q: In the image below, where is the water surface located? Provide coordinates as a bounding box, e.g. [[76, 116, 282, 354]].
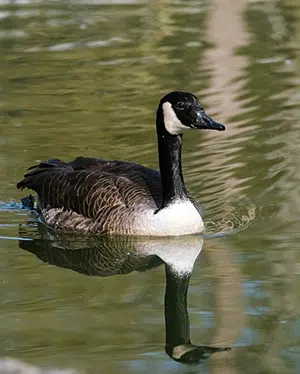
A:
[[1, 0, 300, 373]]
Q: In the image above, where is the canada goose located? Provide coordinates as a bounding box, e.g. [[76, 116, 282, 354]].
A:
[[19, 224, 230, 364], [17, 91, 225, 236]]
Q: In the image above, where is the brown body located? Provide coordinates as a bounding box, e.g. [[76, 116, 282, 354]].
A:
[[17, 157, 163, 234]]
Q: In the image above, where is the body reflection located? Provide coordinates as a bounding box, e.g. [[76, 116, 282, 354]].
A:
[[19, 223, 230, 364]]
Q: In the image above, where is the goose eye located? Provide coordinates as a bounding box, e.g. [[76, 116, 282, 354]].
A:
[[175, 102, 185, 110]]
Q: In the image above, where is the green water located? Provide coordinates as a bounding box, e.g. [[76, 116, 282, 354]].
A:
[[1, 0, 300, 373]]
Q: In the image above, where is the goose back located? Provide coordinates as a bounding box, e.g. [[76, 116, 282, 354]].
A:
[[17, 157, 163, 234]]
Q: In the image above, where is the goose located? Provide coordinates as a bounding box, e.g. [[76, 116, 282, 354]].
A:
[[17, 91, 225, 236]]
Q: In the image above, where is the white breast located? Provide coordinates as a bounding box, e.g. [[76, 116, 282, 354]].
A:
[[137, 200, 204, 236]]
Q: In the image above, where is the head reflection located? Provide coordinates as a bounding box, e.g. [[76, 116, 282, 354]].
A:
[[19, 224, 230, 364]]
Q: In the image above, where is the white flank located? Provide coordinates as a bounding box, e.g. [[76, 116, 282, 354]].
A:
[[162, 101, 189, 135], [41, 200, 204, 237], [137, 199, 204, 236], [42, 207, 64, 226]]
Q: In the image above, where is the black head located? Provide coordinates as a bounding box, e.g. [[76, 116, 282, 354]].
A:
[[157, 91, 225, 135]]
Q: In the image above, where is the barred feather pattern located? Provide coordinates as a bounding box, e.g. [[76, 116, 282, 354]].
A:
[[17, 157, 164, 235]]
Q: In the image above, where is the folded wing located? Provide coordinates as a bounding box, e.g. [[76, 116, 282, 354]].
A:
[[17, 157, 162, 233]]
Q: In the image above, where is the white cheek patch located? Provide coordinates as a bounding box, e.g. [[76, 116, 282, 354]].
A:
[[162, 102, 189, 135], [172, 345, 196, 360]]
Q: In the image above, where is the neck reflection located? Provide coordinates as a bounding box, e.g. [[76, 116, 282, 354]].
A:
[[19, 224, 230, 364]]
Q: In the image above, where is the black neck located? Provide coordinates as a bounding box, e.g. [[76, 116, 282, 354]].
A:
[[156, 108, 188, 208], [164, 264, 191, 351], [164, 262, 231, 364]]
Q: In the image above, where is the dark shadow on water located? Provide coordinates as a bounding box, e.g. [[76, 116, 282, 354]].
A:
[[19, 222, 230, 366]]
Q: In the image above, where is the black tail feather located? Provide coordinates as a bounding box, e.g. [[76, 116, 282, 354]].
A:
[[16, 159, 70, 190]]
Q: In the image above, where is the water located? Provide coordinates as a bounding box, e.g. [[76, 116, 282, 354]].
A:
[[1, 0, 300, 372]]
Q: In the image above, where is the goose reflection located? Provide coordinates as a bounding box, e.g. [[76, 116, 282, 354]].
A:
[[19, 224, 230, 364]]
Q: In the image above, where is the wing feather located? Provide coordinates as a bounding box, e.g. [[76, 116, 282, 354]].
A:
[[17, 157, 162, 233]]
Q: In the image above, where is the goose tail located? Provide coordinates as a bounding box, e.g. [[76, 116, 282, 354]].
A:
[[16, 159, 69, 191]]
